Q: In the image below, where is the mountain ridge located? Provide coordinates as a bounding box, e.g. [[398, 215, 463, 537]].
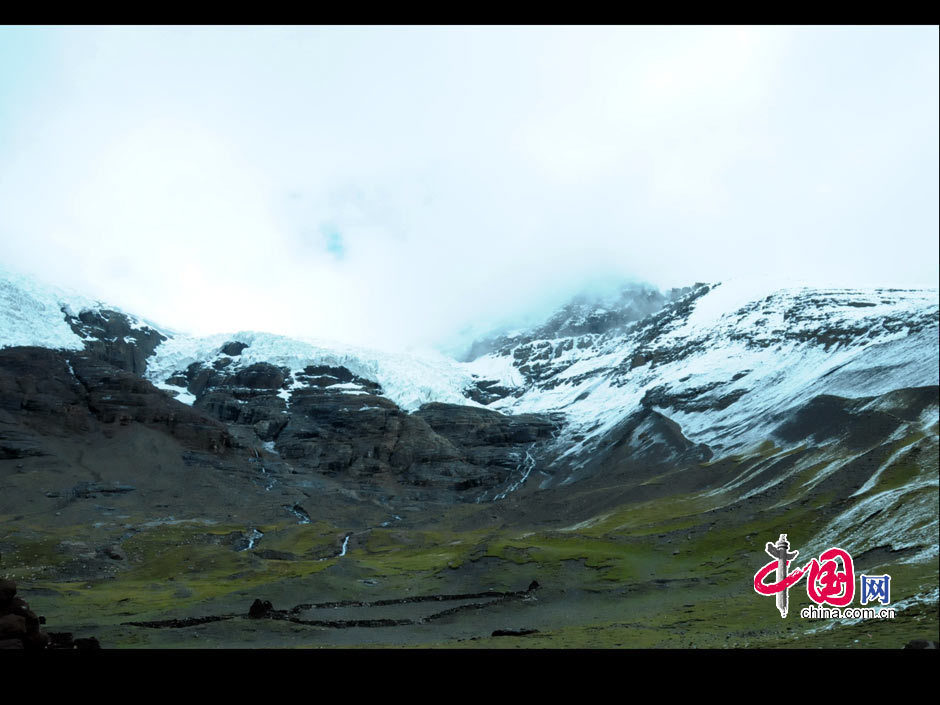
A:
[[3, 269, 937, 482]]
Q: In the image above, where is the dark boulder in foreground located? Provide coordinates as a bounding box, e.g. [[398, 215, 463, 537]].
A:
[[249, 599, 274, 619], [0, 579, 49, 649], [492, 628, 539, 637], [48, 632, 102, 649]]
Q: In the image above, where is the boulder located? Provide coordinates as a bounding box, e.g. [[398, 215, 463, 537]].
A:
[[0, 578, 15, 605], [221, 341, 249, 357], [248, 599, 273, 619], [0, 614, 26, 638]]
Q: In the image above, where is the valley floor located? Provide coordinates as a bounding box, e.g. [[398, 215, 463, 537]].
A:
[[5, 446, 937, 649]]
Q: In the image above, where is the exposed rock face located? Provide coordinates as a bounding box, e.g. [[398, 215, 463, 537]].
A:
[[0, 347, 89, 459], [2, 317, 562, 502], [220, 340, 249, 357], [62, 308, 166, 375], [464, 379, 522, 406], [184, 357, 561, 497], [0, 346, 233, 455], [72, 353, 233, 452]]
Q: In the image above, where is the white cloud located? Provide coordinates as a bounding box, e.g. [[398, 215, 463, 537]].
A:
[[0, 26, 936, 352]]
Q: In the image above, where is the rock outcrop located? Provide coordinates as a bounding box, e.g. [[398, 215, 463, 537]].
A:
[[62, 307, 166, 375], [0, 346, 233, 455], [185, 358, 561, 498]]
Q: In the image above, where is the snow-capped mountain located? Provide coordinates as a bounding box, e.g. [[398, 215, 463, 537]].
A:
[[2, 266, 938, 647], [463, 279, 939, 465], [3, 266, 937, 482], [121, 278, 937, 472], [451, 280, 938, 570]]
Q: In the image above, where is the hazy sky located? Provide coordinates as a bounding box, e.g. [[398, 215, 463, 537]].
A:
[[1, 26, 937, 351]]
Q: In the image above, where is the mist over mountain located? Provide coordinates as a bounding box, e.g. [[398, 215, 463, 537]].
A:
[[2, 27, 937, 353]]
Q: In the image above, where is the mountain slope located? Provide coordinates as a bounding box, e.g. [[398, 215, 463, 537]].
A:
[[463, 280, 938, 471], [1, 268, 937, 648]]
